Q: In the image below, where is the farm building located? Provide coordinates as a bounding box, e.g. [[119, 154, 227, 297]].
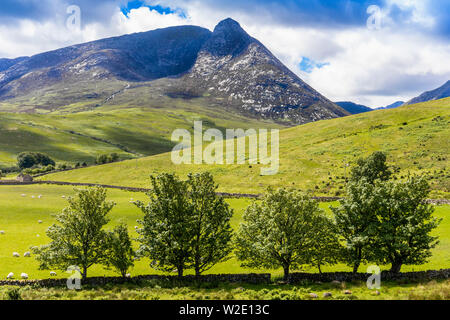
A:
[[16, 174, 33, 182]]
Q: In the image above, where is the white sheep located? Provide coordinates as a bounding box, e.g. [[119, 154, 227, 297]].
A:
[[38, 220, 43, 224], [21, 273, 28, 279], [23, 252, 31, 257], [12, 252, 20, 257], [38, 195, 42, 199], [7, 272, 14, 279], [21, 194, 26, 197], [125, 273, 131, 278], [62, 195, 66, 198], [50, 271, 57, 277], [31, 195, 35, 199], [0, 230, 4, 235]]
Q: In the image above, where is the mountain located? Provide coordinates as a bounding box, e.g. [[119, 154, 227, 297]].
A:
[[0, 18, 348, 125], [335, 101, 372, 114], [405, 80, 450, 105], [377, 101, 405, 110]]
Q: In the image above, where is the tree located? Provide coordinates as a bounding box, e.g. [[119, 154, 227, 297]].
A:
[[332, 179, 379, 273], [17, 152, 55, 169], [135, 173, 234, 277], [235, 188, 320, 281], [187, 172, 233, 276], [32, 188, 115, 280], [105, 222, 135, 278], [370, 177, 441, 273], [135, 173, 194, 277], [350, 151, 391, 184], [96, 154, 108, 165], [308, 213, 343, 273]]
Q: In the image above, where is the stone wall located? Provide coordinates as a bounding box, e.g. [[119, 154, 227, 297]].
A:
[[0, 273, 271, 287], [286, 269, 450, 284]]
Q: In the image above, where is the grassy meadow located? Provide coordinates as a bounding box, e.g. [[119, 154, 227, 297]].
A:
[[43, 98, 450, 198], [2, 279, 450, 300], [0, 184, 448, 281]]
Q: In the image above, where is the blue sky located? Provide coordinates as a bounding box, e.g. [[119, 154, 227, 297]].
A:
[[0, 0, 449, 106]]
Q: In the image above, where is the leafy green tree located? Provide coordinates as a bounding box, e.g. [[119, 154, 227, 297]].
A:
[[370, 177, 441, 273], [350, 151, 391, 184], [332, 179, 379, 273], [32, 188, 115, 280], [17, 152, 55, 169], [135, 174, 194, 277], [308, 214, 343, 273], [235, 188, 320, 281], [135, 173, 234, 277], [187, 172, 233, 276], [105, 222, 135, 278], [96, 154, 108, 165]]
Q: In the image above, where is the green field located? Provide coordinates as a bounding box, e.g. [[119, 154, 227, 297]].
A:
[[0, 184, 448, 280], [43, 98, 450, 198], [0, 81, 281, 167]]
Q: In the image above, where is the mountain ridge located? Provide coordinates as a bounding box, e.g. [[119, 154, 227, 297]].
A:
[[335, 101, 373, 114], [0, 18, 348, 125], [405, 80, 450, 105]]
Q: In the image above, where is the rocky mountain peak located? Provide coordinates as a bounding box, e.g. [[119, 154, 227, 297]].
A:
[[203, 18, 254, 57]]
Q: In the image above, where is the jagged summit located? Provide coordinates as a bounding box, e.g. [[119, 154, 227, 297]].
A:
[[0, 18, 348, 124], [203, 18, 254, 57]]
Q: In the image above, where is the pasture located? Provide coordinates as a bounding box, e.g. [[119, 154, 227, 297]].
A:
[[0, 184, 449, 280]]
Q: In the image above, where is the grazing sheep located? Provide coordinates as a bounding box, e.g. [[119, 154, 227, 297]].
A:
[[125, 273, 131, 278], [21, 194, 26, 197], [62, 195, 66, 198], [31, 195, 35, 199], [50, 271, 57, 277], [38, 220, 43, 224], [21, 273, 28, 279], [23, 252, 31, 257], [7, 272, 14, 279], [36, 234, 40, 237], [38, 195, 42, 199], [12, 252, 20, 257], [0, 230, 4, 235]]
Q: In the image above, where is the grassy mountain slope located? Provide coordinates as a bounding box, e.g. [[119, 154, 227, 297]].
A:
[[0, 82, 282, 167], [43, 98, 450, 197]]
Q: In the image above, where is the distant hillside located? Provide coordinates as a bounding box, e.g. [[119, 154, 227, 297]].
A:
[[405, 80, 450, 105], [335, 101, 373, 114], [377, 101, 405, 110], [43, 98, 450, 198], [0, 18, 348, 125]]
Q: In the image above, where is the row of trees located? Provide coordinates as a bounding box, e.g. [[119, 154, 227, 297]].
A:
[[33, 153, 441, 280]]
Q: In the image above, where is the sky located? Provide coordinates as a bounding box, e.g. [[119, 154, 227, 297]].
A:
[[0, 0, 449, 107]]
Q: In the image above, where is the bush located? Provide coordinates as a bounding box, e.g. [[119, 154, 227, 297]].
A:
[[17, 152, 55, 169], [96, 153, 120, 165]]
